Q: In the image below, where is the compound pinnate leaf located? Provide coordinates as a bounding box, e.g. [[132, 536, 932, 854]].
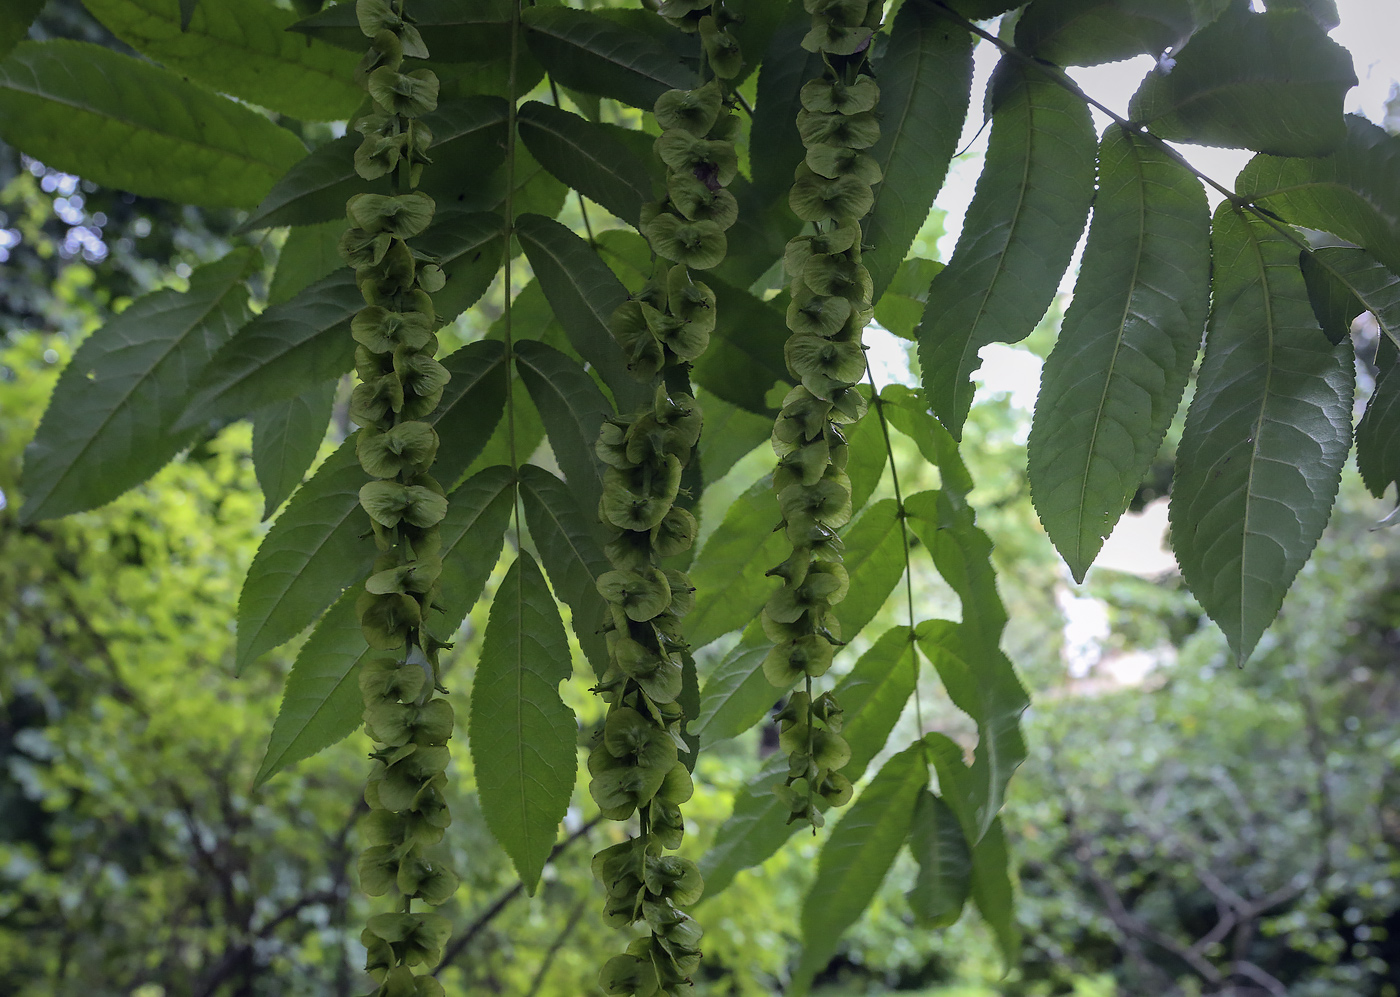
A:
[[917, 58, 1095, 439], [0, 41, 306, 209], [522, 6, 695, 110], [1170, 204, 1354, 664], [82, 0, 361, 121], [1236, 116, 1400, 275], [254, 467, 515, 785], [906, 790, 972, 929], [469, 551, 579, 894], [1128, 3, 1356, 157], [904, 488, 1006, 656], [791, 741, 927, 996], [515, 213, 650, 412], [516, 102, 658, 229], [237, 437, 374, 672], [863, 0, 972, 303], [1015, 0, 1227, 68], [252, 378, 336, 520], [1029, 126, 1210, 581], [21, 249, 256, 524]]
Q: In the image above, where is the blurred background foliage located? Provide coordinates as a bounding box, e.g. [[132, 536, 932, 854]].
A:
[[1, 2, 1398, 996]]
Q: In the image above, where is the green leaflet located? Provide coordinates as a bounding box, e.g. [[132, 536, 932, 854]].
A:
[[790, 741, 927, 996], [515, 339, 612, 523], [469, 551, 579, 895], [1236, 116, 1400, 275], [1028, 126, 1210, 582], [832, 499, 905, 642], [515, 213, 650, 412], [1014, 0, 1228, 67], [880, 385, 974, 499], [970, 815, 1020, 970], [522, 5, 696, 110], [687, 474, 786, 650], [916, 620, 1028, 841], [516, 102, 658, 229], [518, 464, 612, 681], [20, 249, 257, 524], [0, 0, 43, 60], [1170, 205, 1354, 663], [290, 0, 510, 62], [904, 489, 1005, 653], [863, 1, 972, 303], [906, 790, 972, 929], [874, 257, 942, 341], [429, 340, 510, 492], [748, 7, 824, 231], [1298, 248, 1400, 497], [844, 410, 888, 517], [700, 627, 919, 897], [252, 378, 336, 520], [269, 221, 346, 306], [917, 58, 1095, 439], [254, 466, 515, 786], [695, 387, 772, 485], [693, 623, 773, 747], [180, 213, 502, 426], [241, 97, 508, 231], [236, 437, 374, 672], [0, 41, 306, 209], [81, 0, 361, 121], [1128, 3, 1356, 157], [690, 279, 789, 416]]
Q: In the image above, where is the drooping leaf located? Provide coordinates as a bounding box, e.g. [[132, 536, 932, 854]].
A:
[[687, 474, 785, 650], [917, 58, 1095, 439], [429, 340, 510, 492], [791, 741, 928, 996], [515, 213, 650, 411], [1015, 0, 1228, 67], [1028, 126, 1210, 581], [20, 249, 257, 524], [699, 753, 793, 897], [514, 339, 612, 523], [269, 221, 346, 306], [410, 209, 505, 324], [516, 101, 658, 229], [254, 466, 515, 786], [880, 384, 975, 499], [691, 280, 789, 416], [1299, 251, 1366, 345], [904, 489, 1006, 654], [1128, 3, 1356, 156], [874, 257, 943, 341], [693, 623, 774, 747], [906, 789, 972, 928], [833, 499, 905, 642], [970, 815, 1020, 970], [469, 551, 579, 894], [844, 406, 888, 515], [241, 98, 508, 231], [518, 464, 612, 680], [836, 626, 919, 782], [252, 378, 336, 520], [1169, 204, 1354, 663], [748, 5, 823, 233], [1236, 116, 1400, 275], [289, 0, 510, 62], [522, 5, 695, 110], [81, 0, 361, 120], [0, 41, 306, 209], [1359, 339, 1400, 501], [864, 1, 973, 303], [916, 620, 1028, 840], [0, 0, 44, 60], [236, 437, 374, 672]]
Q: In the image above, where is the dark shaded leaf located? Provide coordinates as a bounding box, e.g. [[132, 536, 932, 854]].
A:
[[430, 340, 511, 492], [906, 790, 972, 928], [252, 378, 336, 520], [687, 474, 784, 650], [691, 280, 789, 415], [290, 0, 510, 62], [1015, 0, 1227, 67], [517, 101, 658, 228], [833, 499, 905, 642], [269, 220, 346, 306], [693, 623, 772, 747], [0, 0, 44, 60], [515, 339, 612, 522], [522, 6, 695, 110]]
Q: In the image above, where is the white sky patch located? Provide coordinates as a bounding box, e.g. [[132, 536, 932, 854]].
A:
[[864, 324, 917, 390], [973, 342, 1042, 412]]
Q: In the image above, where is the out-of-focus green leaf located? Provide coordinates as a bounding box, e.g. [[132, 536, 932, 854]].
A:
[[844, 406, 888, 516], [880, 385, 974, 499], [836, 626, 918, 782], [522, 6, 695, 109], [864, 1, 973, 303], [20, 249, 256, 524], [970, 816, 1020, 970], [0, 0, 44, 60], [904, 489, 1006, 655], [906, 789, 972, 928], [0, 41, 306, 209], [1170, 205, 1353, 663], [917, 58, 1095, 439], [696, 387, 773, 485], [469, 551, 578, 894], [1359, 338, 1400, 501], [1028, 126, 1210, 581], [1128, 3, 1356, 156], [791, 741, 927, 996], [251, 379, 335, 520], [82, 0, 361, 120], [699, 754, 792, 897], [516, 102, 658, 229]]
